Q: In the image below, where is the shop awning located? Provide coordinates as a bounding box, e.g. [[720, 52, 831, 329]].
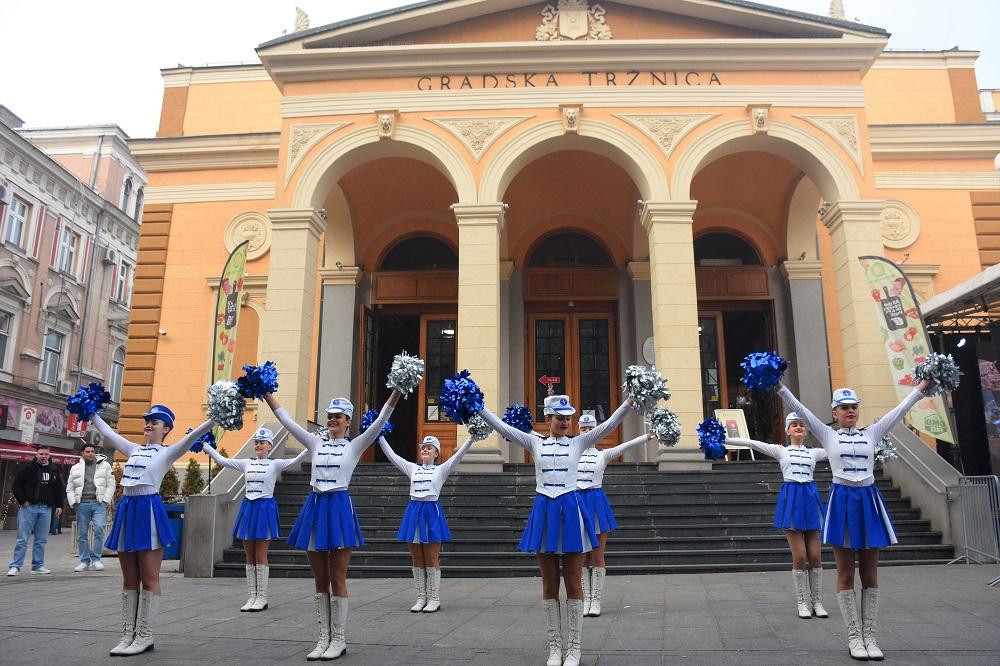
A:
[[920, 263, 1000, 332], [0, 442, 79, 465]]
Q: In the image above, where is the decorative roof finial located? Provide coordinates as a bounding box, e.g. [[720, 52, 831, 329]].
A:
[[829, 0, 846, 20], [295, 7, 310, 32]]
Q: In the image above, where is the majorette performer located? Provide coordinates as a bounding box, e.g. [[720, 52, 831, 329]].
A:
[[378, 433, 476, 613], [479, 394, 633, 666], [776, 378, 932, 661], [726, 412, 830, 620], [202, 427, 307, 612], [263, 387, 402, 661], [92, 405, 215, 656], [575, 414, 652, 617]]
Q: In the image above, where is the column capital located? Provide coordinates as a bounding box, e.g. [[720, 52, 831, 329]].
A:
[[499, 259, 515, 280], [820, 200, 887, 233], [639, 200, 698, 232], [267, 208, 325, 238], [452, 203, 506, 231], [627, 261, 651, 280], [781, 260, 824, 280], [318, 266, 362, 287]]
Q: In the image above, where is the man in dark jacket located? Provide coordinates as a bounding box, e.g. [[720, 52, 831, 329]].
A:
[[6, 445, 65, 576]]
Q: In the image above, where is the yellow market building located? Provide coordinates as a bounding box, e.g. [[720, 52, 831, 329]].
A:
[[123, 0, 1000, 472]]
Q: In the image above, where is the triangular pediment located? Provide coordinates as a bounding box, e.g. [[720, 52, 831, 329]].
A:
[[259, 0, 886, 52]]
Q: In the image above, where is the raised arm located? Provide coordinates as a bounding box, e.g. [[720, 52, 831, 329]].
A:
[[600, 434, 653, 461], [378, 436, 415, 477], [477, 408, 536, 451], [203, 443, 246, 472], [263, 393, 321, 452], [351, 391, 401, 453], [575, 401, 633, 449], [273, 446, 310, 472], [776, 384, 832, 441], [866, 388, 925, 443], [812, 447, 829, 463], [437, 436, 476, 478], [91, 414, 139, 457], [162, 419, 215, 465], [726, 437, 783, 460]]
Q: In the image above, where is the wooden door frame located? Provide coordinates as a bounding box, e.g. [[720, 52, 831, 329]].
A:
[[697, 310, 728, 416]]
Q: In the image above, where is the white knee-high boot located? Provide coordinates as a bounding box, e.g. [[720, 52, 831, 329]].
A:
[[837, 590, 869, 661], [589, 567, 606, 617], [306, 593, 330, 661], [861, 588, 883, 660], [809, 568, 828, 617], [249, 565, 269, 611], [582, 567, 592, 616], [563, 598, 584, 666], [410, 567, 427, 612], [793, 570, 812, 619], [321, 596, 348, 660], [543, 599, 562, 666], [108, 589, 138, 656], [240, 564, 256, 612], [423, 567, 441, 613], [120, 591, 158, 655]]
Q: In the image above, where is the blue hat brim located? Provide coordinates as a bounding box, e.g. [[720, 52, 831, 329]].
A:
[[143, 412, 174, 427]]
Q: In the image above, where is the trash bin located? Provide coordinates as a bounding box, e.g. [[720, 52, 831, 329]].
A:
[[163, 502, 185, 560]]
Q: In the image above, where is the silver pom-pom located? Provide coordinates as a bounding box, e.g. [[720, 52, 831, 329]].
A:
[[913, 352, 961, 397], [875, 435, 898, 465], [206, 380, 245, 431], [646, 408, 681, 447], [387, 352, 425, 397], [466, 414, 493, 442], [313, 426, 331, 442], [622, 365, 670, 416]]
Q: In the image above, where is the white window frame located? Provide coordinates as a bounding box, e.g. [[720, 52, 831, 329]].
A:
[[121, 177, 133, 213], [0, 308, 13, 372], [114, 259, 132, 304], [4, 196, 29, 249], [56, 225, 80, 275], [40, 329, 65, 386], [109, 345, 125, 403]]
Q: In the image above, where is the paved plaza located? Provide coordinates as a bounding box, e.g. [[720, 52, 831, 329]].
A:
[[0, 531, 997, 665]]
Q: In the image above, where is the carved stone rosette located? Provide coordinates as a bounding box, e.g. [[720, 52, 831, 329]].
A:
[[879, 200, 921, 249], [225, 211, 272, 260]]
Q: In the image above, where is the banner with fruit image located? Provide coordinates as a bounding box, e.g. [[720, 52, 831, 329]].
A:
[[860, 256, 954, 443], [211, 240, 249, 444]]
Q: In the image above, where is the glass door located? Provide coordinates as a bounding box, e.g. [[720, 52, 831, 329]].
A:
[[698, 312, 727, 419], [418, 315, 457, 458]]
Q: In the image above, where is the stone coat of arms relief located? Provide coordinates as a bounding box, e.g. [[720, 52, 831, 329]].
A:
[[536, 0, 613, 41]]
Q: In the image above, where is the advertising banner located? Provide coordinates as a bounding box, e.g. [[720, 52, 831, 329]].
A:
[[210, 241, 249, 444]]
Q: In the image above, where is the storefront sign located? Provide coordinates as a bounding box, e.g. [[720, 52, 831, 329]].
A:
[[415, 70, 722, 90], [66, 413, 88, 438], [19, 406, 36, 444]]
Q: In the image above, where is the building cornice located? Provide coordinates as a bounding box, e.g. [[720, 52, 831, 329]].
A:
[[869, 124, 1000, 160], [261, 38, 886, 85], [143, 182, 277, 204], [161, 65, 273, 88], [874, 171, 1000, 190], [871, 50, 980, 70], [129, 133, 281, 172]]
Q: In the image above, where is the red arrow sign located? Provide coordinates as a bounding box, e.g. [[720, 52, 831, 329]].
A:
[[538, 375, 561, 385]]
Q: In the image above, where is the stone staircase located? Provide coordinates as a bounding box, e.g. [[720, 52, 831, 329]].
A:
[[214, 460, 953, 578]]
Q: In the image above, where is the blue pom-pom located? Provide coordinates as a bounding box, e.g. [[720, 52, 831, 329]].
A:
[[502, 404, 533, 433], [740, 351, 788, 392], [187, 428, 217, 454], [358, 408, 394, 438], [438, 370, 485, 425], [696, 418, 728, 461], [236, 361, 279, 399], [66, 382, 111, 422]]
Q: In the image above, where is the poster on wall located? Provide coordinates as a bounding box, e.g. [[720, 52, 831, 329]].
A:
[[860, 256, 954, 443], [210, 240, 249, 445]]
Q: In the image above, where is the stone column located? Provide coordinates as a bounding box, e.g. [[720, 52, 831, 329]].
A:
[[453, 203, 506, 472], [627, 261, 656, 462], [317, 266, 361, 410], [781, 260, 832, 418], [642, 201, 710, 471], [259, 208, 324, 422], [821, 200, 895, 415]]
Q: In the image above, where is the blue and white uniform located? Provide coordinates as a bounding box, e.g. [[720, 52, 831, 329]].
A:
[[727, 437, 828, 531], [479, 402, 632, 554], [274, 403, 393, 551], [204, 442, 307, 540], [575, 435, 649, 534], [777, 386, 924, 548], [378, 436, 476, 543], [93, 414, 213, 552]]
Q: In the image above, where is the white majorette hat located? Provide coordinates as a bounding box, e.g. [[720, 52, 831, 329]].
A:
[[421, 435, 441, 452], [325, 398, 354, 418], [543, 395, 576, 416], [784, 412, 805, 428], [578, 414, 597, 426], [831, 388, 861, 408], [254, 427, 274, 442]]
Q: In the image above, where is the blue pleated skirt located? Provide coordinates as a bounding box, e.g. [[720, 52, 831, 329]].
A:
[[287, 490, 364, 551], [823, 483, 898, 549], [397, 500, 451, 543], [233, 496, 280, 541], [773, 481, 824, 531], [578, 487, 618, 534], [519, 491, 597, 554], [106, 494, 175, 552]]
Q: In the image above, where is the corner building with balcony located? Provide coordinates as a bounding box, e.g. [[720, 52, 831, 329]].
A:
[[124, 0, 1000, 472]]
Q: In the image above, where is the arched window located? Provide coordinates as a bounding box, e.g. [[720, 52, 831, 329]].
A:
[[133, 188, 144, 221], [693, 232, 762, 266], [526, 232, 612, 267], [121, 177, 133, 213], [379, 236, 457, 270], [109, 346, 126, 403]]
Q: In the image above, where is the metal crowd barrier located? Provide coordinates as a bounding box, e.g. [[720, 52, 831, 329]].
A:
[[948, 475, 1000, 584]]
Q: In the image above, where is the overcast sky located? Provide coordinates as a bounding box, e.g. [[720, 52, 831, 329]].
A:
[[2, 0, 997, 138]]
